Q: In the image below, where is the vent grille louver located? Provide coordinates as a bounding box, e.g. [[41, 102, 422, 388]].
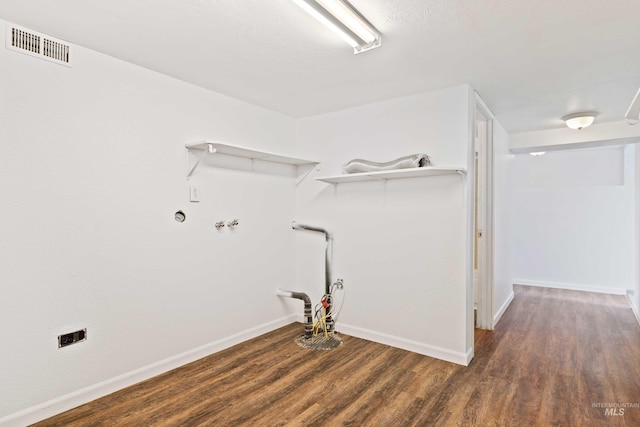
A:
[[12, 27, 41, 53], [6, 24, 72, 66], [43, 38, 70, 63]]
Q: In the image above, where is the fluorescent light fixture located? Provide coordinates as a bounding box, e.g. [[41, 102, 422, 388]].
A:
[[292, 0, 381, 54], [529, 152, 546, 156], [625, 88, 640, 125], [561, 112, 597, 130]]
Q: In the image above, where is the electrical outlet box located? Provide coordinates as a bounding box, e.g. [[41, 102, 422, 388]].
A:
[[58, 329, 86, 348]]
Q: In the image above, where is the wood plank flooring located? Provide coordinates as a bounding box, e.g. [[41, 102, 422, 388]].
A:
[[33, 285, 640, 426]]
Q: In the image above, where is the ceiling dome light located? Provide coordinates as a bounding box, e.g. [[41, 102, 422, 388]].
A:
[[561, 112, 597, 130]]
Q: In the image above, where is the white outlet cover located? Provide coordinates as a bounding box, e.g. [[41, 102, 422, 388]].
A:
[[189, 185, 200, 202]]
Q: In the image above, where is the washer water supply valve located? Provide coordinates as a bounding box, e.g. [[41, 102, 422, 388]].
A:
[[215, 219, 239, 230]]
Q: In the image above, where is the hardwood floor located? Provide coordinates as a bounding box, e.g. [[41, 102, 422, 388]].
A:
[[33, 285, 640, 426]]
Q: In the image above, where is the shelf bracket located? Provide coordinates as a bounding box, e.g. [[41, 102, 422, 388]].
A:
[[187, 144, 216, 178], [295, 164, 318, 187]]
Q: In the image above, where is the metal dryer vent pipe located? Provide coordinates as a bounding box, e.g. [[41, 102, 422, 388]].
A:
[[291, 221, 333, 294], [277, 289, 313, 339], [292, 221, 335, 333]]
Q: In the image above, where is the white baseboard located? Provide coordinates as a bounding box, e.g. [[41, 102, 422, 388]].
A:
[[336, 323, 470, 366], [514, 279, 627, 296], [0, 314, 298, 427], [493, 291, 514, 327], [294, 313, 470, 366], [627, 294, 640, 326], [465, 347, 474, 365]]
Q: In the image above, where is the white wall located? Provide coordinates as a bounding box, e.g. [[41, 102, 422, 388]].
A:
[[294, 86, 473, 364], [0, 20, 301, 424], [491, 119, 514, 324], [511, 145, 635, 294], [633, 143, 640, 321]]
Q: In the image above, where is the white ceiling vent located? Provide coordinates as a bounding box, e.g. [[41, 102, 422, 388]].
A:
[[6, 24, 72, 67]]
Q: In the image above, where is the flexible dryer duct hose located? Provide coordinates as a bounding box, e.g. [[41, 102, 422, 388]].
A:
[[342, 153, 431, 174]]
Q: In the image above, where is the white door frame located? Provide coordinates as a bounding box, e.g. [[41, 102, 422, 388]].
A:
[[474, 93, 495, 330]]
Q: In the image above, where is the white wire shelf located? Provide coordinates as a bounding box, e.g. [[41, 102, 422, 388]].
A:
[[186, 141, 318, 178], [315, 166, 466, 184]]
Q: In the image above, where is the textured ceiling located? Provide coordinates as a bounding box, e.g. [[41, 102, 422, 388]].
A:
[[1, 0, 639, 133]]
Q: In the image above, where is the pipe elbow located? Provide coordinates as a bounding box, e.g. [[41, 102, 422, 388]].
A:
[[278, 288, 311, 304], [289, 291, 312, 305], [292, 221, 332, 240]]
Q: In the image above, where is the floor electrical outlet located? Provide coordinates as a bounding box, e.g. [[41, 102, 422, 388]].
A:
[[58, 329, 87, 348]]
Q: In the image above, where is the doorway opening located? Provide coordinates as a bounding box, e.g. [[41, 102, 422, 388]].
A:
[[474, 95, 494, 330]]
